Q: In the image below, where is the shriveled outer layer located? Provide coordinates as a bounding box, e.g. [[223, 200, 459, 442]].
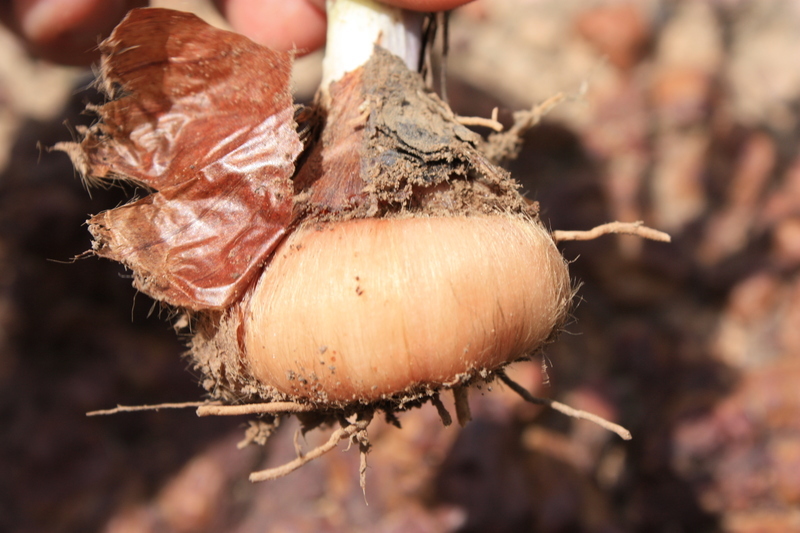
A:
[[242, 214, 571, 404], [58, 8, 301, 311]]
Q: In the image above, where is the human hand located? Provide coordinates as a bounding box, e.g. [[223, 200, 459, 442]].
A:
[[1, 0, 471, 66]]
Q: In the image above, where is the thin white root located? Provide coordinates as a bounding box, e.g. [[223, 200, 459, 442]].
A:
[[357, 421, 372, 501], [360, 447, 369, 503], [497, 372, 632, 441], [87, 401, 219, 416], [552, 221, 671, 243], [236, 420, 279, 449], [89, 400, 319, 418], [196, 402, 316, 417], [249, 426, 353, 481], [249, 414, 373, 482], [484, 93, 567, 163], [456, 115, 503, 132], [510, 93, 567, 135]]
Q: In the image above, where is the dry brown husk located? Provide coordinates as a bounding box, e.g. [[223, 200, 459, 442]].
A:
[[56, 8, 301, 311]]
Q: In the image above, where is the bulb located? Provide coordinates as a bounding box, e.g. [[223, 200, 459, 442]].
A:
[[240, 213, 571, 404], [61, 7, 577, 415]]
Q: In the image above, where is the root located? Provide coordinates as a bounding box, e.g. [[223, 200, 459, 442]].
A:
[[507, 93, 567, 136], [237, 420, 280, 449], [249, 411, 374, 483], [87, 401, 219, 416], [452, 386, 472, 427], [89, 400, 319, 418], [430, 393, 453, 426], [484, 93, 567, 164], [497, 371, 632, 441], [552, 221, 671, 243], [196, 402, 316, 417], [456, 107, 503, 132], [360, 444, 369, 503]]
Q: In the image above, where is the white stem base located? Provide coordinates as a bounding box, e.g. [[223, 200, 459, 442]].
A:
[[322, 0, 423, 88]]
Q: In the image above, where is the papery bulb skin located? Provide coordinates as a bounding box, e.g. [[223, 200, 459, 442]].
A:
[[241, 214, 571, 404]]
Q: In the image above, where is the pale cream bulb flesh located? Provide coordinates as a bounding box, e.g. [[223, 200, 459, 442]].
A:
[[243, 214, 571, 404]]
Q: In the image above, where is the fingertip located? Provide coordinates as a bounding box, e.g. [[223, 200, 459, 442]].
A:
[[12, 0, 140, 65], [215, 0, 327, 55]]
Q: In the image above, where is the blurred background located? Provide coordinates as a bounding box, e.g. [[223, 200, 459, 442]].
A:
[[2, 0, 800, 531]]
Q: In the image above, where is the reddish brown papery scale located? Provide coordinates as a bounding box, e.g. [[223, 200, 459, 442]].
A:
[[292, 69, 370, 212], [66, 9, 302, 310]]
